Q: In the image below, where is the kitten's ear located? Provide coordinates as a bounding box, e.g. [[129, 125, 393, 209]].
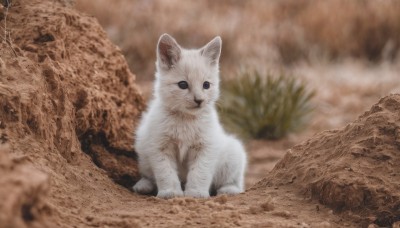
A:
[[201, 36, 222, 65], [157, 33, 181, 70]]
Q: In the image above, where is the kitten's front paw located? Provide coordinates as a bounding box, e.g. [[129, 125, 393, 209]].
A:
[[133, 178, 156, 195], [157, 189, 184, 199], [184, 189, 210, 198], [217, 185, 242, 196]]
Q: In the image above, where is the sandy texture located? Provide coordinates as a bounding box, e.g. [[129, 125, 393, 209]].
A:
[[2, 0, 145, 185], [0, 145, 51, 228], [0, 0, 399, 227], [255, 95, 400, 227]]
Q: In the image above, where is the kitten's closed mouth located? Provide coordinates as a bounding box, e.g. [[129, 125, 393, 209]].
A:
[[188, 106, 202, 109]]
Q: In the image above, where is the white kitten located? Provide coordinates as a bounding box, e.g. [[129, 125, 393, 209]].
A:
[[132, 34, 247, 199]]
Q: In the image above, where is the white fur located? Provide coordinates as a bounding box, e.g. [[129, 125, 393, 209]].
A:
[[132, 34, 247, 199]]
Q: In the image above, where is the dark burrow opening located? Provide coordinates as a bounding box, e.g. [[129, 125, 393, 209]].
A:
[[79, 130, 139, 189]]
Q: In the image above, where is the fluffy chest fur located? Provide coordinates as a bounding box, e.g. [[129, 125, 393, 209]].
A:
[[158, 110, 210, 163]]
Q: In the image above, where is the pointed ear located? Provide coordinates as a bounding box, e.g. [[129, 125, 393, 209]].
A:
[[157, 33, 181, 70], [200, 36, 222, 65]]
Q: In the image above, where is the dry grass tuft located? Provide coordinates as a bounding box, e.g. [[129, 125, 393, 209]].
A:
[[1, 0, 17, 57], [218, 70, 315, 140]]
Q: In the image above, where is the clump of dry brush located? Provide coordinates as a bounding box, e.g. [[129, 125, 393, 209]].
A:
[[219, 70, 315, 140]]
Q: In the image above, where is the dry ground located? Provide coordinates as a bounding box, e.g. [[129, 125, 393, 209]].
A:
[[1, 0, 399, 227]]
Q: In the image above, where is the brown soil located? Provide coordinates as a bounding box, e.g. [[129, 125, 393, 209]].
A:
[[254, 95, 400, 227], [0, 1, 399, 227]]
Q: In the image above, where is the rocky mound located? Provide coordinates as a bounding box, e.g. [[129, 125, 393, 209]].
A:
[[256, 94, 400, 226], [0, 0, 144, 226]]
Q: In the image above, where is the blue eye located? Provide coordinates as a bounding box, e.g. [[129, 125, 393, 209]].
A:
[[178, 81, 189, 89], [203, 81, 210, 89]]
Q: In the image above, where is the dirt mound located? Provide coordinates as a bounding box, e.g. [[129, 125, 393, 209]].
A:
[[1, 0, 145, 185], [1, 0, 144, 226], [256, 94, 400, 226]]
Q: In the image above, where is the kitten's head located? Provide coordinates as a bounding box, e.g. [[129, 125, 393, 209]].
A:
[[154, 34, 222, 115]]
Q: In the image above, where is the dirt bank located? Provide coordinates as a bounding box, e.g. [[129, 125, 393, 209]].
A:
[[255, 95, 400, 227], [1, 0, 145, 226]]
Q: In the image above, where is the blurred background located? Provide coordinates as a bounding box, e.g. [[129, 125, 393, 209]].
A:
[[75, 0, 400, 186]]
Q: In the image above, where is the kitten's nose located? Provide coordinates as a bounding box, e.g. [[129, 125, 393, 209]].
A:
[[194, 98, 204, 106]]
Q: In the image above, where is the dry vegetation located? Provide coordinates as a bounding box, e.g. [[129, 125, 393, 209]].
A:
[[1, 1, 18, 57], [219, 71, 315, 140], [76, 0, 400, 81]]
